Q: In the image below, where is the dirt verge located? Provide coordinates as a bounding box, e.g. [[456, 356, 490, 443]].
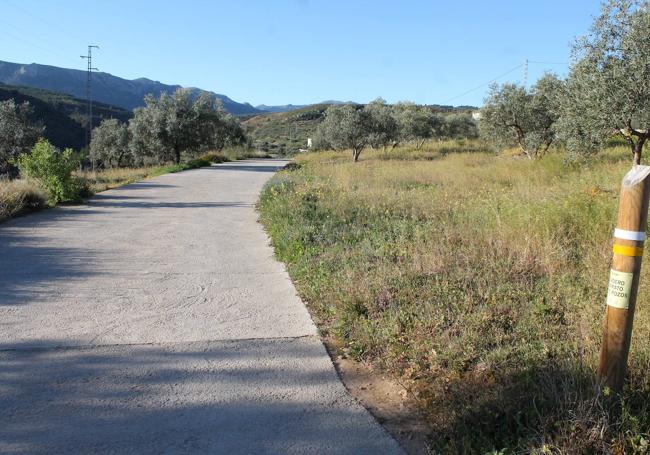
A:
[[322, 336, 432, 455]]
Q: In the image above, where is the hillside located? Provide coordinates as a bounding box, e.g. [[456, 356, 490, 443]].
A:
[[255, 104, 305, 113], [0, 60, 262, 116], [243, 104, 330, 154], [0, 84, 132, 150]]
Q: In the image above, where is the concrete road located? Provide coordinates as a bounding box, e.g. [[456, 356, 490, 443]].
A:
[[0, 160, 403, 454]]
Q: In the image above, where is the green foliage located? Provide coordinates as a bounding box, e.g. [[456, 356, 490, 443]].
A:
[[440, 113, 479, 139], [366, 97, 399, 149], [259, 143, 650, 453], [0, 99, 44, 175], [185, 157, 212, 168], [314, 102, 481, 162], [316, 104, 372, 161], [17, 139, 86, 203], [480, 73, 563, 158], [128, 88, 248, 165], [197, 152, 230, 164], [557, 0, 650, 163], [90, 118, 133, 168], [393, 102, 436, 147], [0, 83, 132, 152]]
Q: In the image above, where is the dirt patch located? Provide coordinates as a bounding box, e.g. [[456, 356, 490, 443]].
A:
[[322, 336, 432, 454]]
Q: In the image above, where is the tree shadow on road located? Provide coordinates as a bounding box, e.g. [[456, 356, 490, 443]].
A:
[[0, 337, 396, 454], [209, 162, 287, 173], [0, 225, 100, 306]]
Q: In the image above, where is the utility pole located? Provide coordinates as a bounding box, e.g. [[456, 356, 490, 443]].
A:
[[598, 165, 650, 396], [81, 45, 99, 168]]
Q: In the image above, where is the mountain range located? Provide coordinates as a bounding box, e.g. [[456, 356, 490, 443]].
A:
[[0, 60, 269, 115], [0, 60, 358, 116]]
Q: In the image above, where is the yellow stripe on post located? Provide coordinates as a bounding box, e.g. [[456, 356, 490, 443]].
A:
[[613, 244, 644, 257]]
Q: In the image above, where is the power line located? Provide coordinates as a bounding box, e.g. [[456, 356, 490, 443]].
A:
[[0, 22, 69, 60], [528, 60, 569, 65], [5, 0, 85, 43], [442, 59, 571, 105], [442, 63, 524, 104]]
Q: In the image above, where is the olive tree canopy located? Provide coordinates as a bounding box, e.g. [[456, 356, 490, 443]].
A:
[[480, 73, 563, 158], [365, 98, 399, 149], [129, 89, 247, 164], [0, 99, 44, 175], [316, 104, 371, 162], [393, 102, 434, 148], [90, 119, 132, 168], [556, 0, 650, 163]]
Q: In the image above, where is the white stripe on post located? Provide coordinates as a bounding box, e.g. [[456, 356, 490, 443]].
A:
[[614, 228, 647, 242]]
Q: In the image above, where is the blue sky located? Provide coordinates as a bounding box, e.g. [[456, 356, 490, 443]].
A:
[[1, 0, 602, 107]]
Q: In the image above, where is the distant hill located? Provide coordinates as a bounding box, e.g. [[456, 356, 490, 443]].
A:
[[255, 101, 356, 114], [0, 60, 263, 116], [255, 104, 306, 113], [244, 104, 331, 154], [0, 83, 132, 150]]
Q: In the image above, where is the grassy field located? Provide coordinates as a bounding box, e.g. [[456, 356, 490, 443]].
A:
[[258, 140, 650, 453]]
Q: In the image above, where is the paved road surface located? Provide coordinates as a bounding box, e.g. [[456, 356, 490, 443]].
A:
[[0, 160, 403, 454]]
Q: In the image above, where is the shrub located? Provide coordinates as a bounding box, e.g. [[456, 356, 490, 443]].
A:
[[186, 157, 212, 168], [197, 152, 229, 164], [17, 139, 86, 203]]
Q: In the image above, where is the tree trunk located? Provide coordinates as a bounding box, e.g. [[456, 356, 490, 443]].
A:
[[353, 149, 361, 162], [174, 146, 181, 164], [633, 137, 646, 165], [416, 139, 425, 149], [117, 150, 125, 168]]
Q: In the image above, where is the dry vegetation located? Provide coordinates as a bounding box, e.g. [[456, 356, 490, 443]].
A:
[[0, 178, 46, 222], [258, 140, 650, 453]]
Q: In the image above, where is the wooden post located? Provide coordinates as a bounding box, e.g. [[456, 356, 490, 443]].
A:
[[598, 165, 650, 395]]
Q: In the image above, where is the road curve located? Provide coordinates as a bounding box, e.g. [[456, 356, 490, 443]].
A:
[[0, 160, 403, 454]]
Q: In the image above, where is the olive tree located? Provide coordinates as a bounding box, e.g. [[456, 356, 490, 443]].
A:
[[90, 119, 132, 168], [393, 102, 434, 148], [365, 98, 399, 149], [199, 109, 247, 152], [316, 104, 371, 162], [441, 113, 479, 139], [0, 99, 44, 175], [556, 0, 650, 164], [128, 89, 247, 164], [129, 93, 174, 164], [480, 73, 563, 158]]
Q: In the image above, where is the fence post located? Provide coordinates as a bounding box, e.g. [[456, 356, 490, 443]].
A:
[[598, 165, 650, 395]]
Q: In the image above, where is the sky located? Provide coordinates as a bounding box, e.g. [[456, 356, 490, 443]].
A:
[[0, 0, 603, 107]]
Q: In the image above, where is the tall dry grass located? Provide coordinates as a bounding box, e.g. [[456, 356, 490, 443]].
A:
[[0, 179, 47, 222], [258, 140, 650, 453]]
